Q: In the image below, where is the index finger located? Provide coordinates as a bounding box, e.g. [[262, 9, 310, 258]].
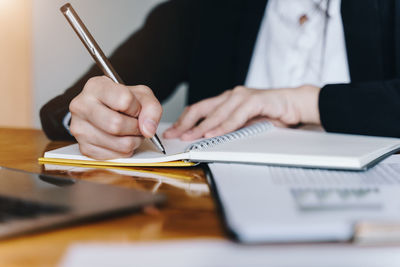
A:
[[88, 76, 141, 117]]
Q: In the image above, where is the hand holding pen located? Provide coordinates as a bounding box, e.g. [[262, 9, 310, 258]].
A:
[[61, 3, 166, 159]]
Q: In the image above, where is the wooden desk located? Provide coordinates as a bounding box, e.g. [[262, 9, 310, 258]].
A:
[[0, 128, 224, 267]]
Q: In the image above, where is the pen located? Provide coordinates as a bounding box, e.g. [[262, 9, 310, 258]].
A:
[[60, 3, 166, 155]]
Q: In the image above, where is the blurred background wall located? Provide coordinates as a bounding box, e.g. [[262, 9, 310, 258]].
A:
[[0, 0, 32, 127], [0, 0, 186, 129]]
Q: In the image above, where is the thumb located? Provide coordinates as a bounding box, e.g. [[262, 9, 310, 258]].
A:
[[130, 85, 163, 138]]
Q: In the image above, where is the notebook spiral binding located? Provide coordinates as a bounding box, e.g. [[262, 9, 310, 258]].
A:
[[185, 121, 274, 152]]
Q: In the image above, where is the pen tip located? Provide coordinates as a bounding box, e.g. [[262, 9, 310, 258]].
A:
[[150, 134, 166, 155]]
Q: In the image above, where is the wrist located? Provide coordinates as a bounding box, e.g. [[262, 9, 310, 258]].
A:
[[289, 85, 321, 125]]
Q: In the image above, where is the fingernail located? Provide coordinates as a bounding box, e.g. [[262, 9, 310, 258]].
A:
[[143, 119, 157, 136]]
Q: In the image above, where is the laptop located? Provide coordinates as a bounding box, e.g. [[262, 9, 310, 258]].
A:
[[0, 167, 164, 239], [208, 156, 400, 243]]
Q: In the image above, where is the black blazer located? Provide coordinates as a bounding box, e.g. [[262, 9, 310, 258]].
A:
[[40, 0, 400, 140]]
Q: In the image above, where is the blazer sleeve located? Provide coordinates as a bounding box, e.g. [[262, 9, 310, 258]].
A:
[[319, 80, 400, 137], [40, 0, 193, 140]]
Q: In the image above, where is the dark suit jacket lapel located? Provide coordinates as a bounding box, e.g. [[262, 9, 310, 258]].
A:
[[341, 0, 383, 82], [234, 0, 268, 85]]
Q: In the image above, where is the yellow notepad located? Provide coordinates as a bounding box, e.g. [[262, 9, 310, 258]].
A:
[[39, 157, 195, 167], [39, 122, 400, 170]]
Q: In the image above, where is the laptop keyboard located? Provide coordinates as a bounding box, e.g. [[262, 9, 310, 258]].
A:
[[0, 195, 69, 223]]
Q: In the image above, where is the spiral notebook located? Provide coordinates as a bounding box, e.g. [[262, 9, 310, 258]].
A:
[[39, 122, 400, 170]]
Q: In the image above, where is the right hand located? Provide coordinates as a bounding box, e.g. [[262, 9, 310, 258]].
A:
[[69, 76, 162, 160]]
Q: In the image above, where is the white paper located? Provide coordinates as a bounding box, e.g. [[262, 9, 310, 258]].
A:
[[209, 155, 400, 243], [60, 239, 400, 267]]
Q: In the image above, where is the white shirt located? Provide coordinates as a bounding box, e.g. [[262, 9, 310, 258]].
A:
[[245, 0, 350, 89]]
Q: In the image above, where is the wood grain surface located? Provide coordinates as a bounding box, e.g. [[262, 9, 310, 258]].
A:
[[0, 128, 224, 267]]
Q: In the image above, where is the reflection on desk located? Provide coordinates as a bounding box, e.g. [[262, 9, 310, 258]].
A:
[[42, 163, 210, 196]]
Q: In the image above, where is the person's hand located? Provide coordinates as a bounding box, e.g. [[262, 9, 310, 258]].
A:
[[69, 76, 162, 160], [163, 85, 320, 141]]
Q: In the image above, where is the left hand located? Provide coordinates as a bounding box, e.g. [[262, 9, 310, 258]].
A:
[[163, 85, 321, 141]]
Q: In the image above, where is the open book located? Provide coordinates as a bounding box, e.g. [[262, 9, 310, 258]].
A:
[[39, 122, 400, 170]]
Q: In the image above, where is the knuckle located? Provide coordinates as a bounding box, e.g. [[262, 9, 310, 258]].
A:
[[69, 98, 81, 114], [213, 108, 227, 118], [248, 93, 260, 102], [119, 137, 137, 154], [69, 125, 78, 138], [232, 91, 250, 104], [249, 96, 264, 112], [187, 103, 201, 114], [184, 105, 195, 116], [212, 106, 228, 116], [119, 137, 143, 155], [85, 76, 102, 90], [134, 84, 154, 95], [69, 120, 84, 138], [69, 124, 78, 137], [84, 76, 110, 94], [221, 89, 232, 96], [136, 85, 153, 95], [116, 89, 135, 112], [108, 115, 124, 135], [92, 75, 108, 84], [233, 86, 246, 93]]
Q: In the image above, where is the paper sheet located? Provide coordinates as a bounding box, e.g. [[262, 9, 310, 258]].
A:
[[60, 239, 400, 267], [208, 155, 400, 243]]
